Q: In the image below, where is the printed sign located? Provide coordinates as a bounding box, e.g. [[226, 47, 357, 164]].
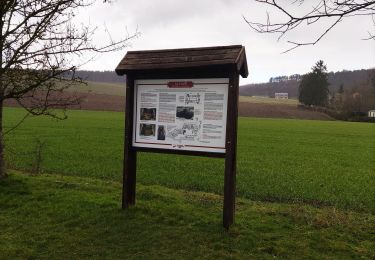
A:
[[133, 78, 229, 153]]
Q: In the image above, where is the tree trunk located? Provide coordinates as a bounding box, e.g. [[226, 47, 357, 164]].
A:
[[0, 99, 6, 180], [0, 4, 5, 180]]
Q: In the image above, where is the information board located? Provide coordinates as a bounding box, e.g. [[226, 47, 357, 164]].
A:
[[133, 78, 229, 153]]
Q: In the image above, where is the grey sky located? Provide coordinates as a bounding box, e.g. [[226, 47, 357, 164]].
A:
[[78, 0, 375, 85]]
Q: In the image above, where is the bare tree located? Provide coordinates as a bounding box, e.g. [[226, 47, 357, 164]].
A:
[[244, 0, 375, 52], [0, 0, 138, 179]]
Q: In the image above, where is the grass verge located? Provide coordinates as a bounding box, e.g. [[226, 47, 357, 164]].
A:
[[1, 171, 374, 259]]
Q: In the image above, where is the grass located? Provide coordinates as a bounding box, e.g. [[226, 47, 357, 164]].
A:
[[239, 96, 299, 105], [4, 107, 375, 214], [1, 171, 374, 259]]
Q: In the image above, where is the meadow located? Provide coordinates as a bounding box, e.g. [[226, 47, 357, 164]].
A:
[[5, 107, 375, 213], [1, 172, 374, 258]]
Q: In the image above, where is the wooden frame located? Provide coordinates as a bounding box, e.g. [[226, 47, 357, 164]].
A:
[[116, 45, 248, 229]]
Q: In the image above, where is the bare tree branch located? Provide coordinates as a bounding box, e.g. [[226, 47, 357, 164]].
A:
[[3, 113, 31, 136], [363, 14, 375, 39], [244, 0, 375, 52], [0, 0, 138, 178], [1, 0, 138, 116]]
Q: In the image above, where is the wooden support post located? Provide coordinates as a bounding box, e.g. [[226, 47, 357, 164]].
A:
[[223, 72, 239, 229], [122, 76, 137, 208]]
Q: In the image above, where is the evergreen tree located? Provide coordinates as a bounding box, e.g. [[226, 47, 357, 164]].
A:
[[299, 60, 330, 106]]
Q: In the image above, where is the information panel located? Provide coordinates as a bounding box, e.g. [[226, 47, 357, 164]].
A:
[[133, 78, 229, 153]]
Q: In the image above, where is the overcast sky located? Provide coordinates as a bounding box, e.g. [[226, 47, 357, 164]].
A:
[[77, 0, 375, 85]]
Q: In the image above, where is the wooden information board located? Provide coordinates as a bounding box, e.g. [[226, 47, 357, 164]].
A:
[[115, 45, 248, 229]]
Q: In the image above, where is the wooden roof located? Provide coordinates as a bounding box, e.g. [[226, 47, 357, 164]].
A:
[[115, 45, 248, 78]]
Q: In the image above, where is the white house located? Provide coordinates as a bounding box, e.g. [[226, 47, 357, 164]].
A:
[[275, 93, 288, 99], [368, 110, 375, 118]]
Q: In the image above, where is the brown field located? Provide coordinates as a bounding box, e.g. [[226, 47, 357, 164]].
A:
[[239, 96, 299, 106], [5, 91, 333, 120], [4, 92, 124, 112], [239, 102, 333, 120]]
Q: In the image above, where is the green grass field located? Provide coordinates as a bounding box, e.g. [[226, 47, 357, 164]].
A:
[[2, 107, 375, 258], [1, 172, 374, 258], [5, 107, 375, 213]]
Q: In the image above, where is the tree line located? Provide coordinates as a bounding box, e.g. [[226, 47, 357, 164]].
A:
[[65, 70, 125, 84], [269, 74, 302, 83], [240, 69, 374, 98], [299, 61, 375, 120]]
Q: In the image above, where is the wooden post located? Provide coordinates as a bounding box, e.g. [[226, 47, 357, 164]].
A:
[[122, 76, 137, 208], [223, 71, 239, 229]]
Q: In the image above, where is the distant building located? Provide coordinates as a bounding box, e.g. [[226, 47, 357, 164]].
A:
[[275, 93, 288, 99], [368, 110, 375, 118]]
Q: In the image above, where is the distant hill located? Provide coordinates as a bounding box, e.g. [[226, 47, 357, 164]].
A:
[[71, 70, 124, 84], [70, 69, 373, 99], [240, 69, 374, 98]]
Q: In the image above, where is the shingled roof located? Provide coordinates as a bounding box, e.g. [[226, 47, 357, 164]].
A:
[[115, 45, 248, 78]]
